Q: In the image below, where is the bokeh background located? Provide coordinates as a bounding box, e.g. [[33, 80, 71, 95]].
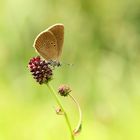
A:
[[0, 0, 140, 140]]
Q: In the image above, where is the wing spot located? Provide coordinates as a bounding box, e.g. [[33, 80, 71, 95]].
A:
[[50, 42, 56, 47]]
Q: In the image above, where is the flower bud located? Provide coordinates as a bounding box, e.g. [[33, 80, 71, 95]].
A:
[[58, 85, 71, 97], [73, 124, 82, 136], [55, 107, 64, 115]]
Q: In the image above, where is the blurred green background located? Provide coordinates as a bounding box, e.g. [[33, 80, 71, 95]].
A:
[[0, 0, 140, 140]]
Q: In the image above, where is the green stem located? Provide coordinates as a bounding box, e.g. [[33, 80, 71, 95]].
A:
[[69, 93, 82, 135], [46, 82, 75, 140]]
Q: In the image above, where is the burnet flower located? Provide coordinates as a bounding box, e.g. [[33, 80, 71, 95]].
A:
[[28, 56, 53, 84], [28, 56, 82, 139]]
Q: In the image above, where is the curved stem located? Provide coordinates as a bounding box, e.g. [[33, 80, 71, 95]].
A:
[[46, 83, 75, 140], [69, 93, 82, 135]]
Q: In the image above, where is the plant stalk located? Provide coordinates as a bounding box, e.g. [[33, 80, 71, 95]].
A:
[[46, 82, 75, 140]]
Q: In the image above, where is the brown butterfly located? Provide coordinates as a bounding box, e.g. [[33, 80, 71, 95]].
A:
[[33, 24, 64, 67]]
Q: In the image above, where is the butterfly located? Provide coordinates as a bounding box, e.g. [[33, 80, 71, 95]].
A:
[[33, 24, 64, 67]]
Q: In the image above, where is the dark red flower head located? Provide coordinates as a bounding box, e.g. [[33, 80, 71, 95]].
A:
[[28, 56, 53, 84]]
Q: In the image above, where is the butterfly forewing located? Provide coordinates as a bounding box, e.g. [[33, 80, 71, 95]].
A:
[[34, 30, 58, 61]]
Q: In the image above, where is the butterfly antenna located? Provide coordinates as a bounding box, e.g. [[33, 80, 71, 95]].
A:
[[62, 62, 74, 67]]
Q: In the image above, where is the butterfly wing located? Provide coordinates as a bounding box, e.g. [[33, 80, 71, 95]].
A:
[[48, 24, 64, 60], [33, 30, 58, 61]]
